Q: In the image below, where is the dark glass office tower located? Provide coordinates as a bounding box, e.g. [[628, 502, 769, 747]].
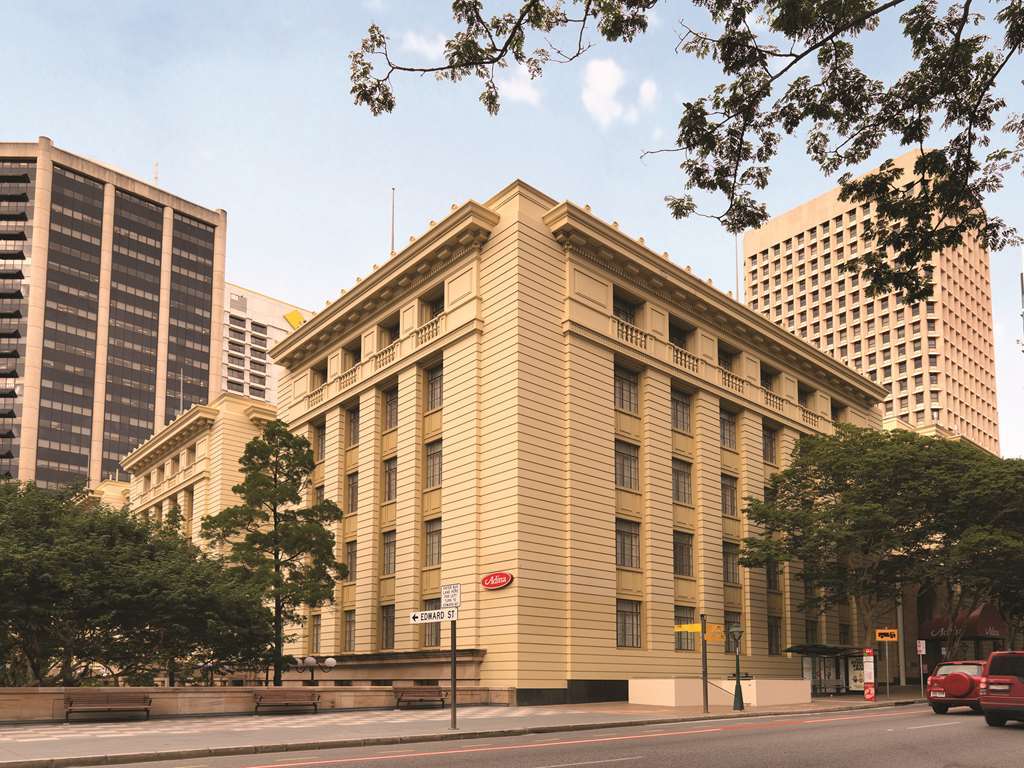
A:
[[0, 137, 225, 487]]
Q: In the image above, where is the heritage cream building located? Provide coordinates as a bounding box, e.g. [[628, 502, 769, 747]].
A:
[[120, 392, 274, 539], [743, 151, 999, 454], [271, 181, 886, 703]]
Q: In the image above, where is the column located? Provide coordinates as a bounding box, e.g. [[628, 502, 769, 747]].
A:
[[692, 390, 726, 670], [641, 368, 674, 657], [207, 210, 227, 398], [393, 366, 421, 650], [354, 387, 380, 650], [87, 183, 115, 485], [738, 409, 767, 656], [153, 207, 173, 427]]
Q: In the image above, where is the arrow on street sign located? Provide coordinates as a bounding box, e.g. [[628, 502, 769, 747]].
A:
[[410, 608, 458, 624]]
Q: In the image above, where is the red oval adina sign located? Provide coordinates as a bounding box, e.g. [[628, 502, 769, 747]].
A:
[[481, 571, 514, 590]]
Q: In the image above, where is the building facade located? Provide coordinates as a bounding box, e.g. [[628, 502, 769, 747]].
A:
[[0, 137, 225, 486], [120, 392, 274, 540], [271, 181, 885, 702], [222, 282, 311, 404], [743, 151, 999, 454]]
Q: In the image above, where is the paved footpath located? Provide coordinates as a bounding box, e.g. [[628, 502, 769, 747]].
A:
[[0, 692, 925, 768]]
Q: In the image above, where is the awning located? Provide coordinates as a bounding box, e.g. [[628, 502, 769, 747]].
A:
[[784, 644, 863, 657], [919, 604, 1008, 641]]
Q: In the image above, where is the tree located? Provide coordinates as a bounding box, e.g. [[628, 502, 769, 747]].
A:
[[201, 420, 345, 686], [350, 1, 1024, 303], [0, 482, 272, 685], [741, 425, 1024, 651]]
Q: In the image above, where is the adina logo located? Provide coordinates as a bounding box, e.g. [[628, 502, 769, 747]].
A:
[[481, 572, 514, 590]]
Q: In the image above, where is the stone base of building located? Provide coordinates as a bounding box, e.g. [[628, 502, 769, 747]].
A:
[[628, 677, 811, 708]]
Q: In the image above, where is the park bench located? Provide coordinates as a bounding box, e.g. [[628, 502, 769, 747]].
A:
[[394, 686, 448, 709], [64, 690, 152, 722], [254, 688, 320, 714]]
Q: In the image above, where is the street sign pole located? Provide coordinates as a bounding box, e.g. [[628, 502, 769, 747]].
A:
[[885, 643, 890, 699], [700, 613, 709, 714], [917, 639, 927, 698], [450, 618, 457, 730]]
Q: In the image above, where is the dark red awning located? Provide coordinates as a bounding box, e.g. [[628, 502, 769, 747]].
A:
[[919, 604, 1008, 641]]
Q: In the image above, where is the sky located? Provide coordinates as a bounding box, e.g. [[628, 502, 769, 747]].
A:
[[5, 1, 1023, 456]]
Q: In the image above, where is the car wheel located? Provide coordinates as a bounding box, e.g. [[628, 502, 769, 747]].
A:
[[931, 703, 949, 714], [984, 713, 1007, 727], [970, 703, 983, 713]]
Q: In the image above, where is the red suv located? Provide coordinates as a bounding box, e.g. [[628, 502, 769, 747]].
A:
[[980, 651, 1024, 727], [927, 660, 984, 713]]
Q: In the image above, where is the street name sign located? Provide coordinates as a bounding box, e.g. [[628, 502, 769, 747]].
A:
[[674, 623, 703, 633], [875, 628, 898, 642], [441, 583, 462, 609], [410, 608, 458, 624]]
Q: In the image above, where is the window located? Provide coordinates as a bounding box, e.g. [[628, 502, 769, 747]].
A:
[[343, 610, 355, 651], [768, 616, 783, 656], [675, 605, 696, 651], [762, 426, 777, 465], [805, 619, 819, 645], [382, 530, 396, 575], [344, 540, 357, 582], [672, 459, 692, 505], [615, 518, 640, 569], [251, 322, 267, 336], [614, 367, 639, 413], [616, 599, 641, 648], [615, 441, 639, 490], [425, 440, 442, 488], [424, 518, 442, 566], [426, 366, 443, 411], [766, 559, 781, 592], [346, 406, 360, 447], [721, 475, 738, 518], [382, 458, 397, 502], [613, 296, 637, 326], [723, 542, 740, 584], [382, 387, 398, 431], [673, 531, 693, 577], [314, 485, 325, 504], [838, 623, 852, 646], [227, 380, 244, 393], [725, 612, 742, 654], [671, 390, 691, 433], [380, 605, 395, 649], [423, 598, 441, 646], [313, 423, 326, 462], [310, 614, 321, 653], [720, 410, 737, 450], [346, 472, 359, 513]]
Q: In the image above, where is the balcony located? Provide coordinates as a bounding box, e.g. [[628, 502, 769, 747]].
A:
[[613, 317, 650, 351], [718, 368, 745, 394]]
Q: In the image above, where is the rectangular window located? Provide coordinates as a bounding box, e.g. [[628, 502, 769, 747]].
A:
[[313, 423, 326, 462], [672, 459, 692, 505], [766, 559, 781, 592], [720, 410, 737, 450], [426, 366, 443, 411], [615, 518, 641, 569], [345, 540, 357, 582], [805, 619, 819, 645], [768, 616, 783, 656], [314, 485, 325, 504], [616, 599, 641, 648], [310, 614, 321, 653], [425, 440, 442, 488], [839, 623, 852, 646], [423, 598, 441, 647], [347, 406, 360, 447], [671, 390, 692, 433], [675, 605, 696, 651], [382, 387, 398, 431], [725, 611, 742, 654], [673, 531, 693, 577], [424, 517, 442, 567], [380, 605, 395, 649], [346, 472, 359, 513], [723, 542, 740, 584], [762, 426, 777, 465], [381, 530, 396, 575], [614, 441, 639, 491], [343, 610, 355, 651], [614, 367, 639, 413], [382, 458, 397, 502], [721, 475, 738, 518]]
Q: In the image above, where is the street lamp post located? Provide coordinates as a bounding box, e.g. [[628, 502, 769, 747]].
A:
[[729, 624, 745, 711], [293, 656, 337, 686]]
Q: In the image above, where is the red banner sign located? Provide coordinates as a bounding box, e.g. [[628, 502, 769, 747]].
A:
[[481, 571, 514, 590]]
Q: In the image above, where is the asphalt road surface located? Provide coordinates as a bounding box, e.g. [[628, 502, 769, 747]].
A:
[[106, 704, 1022, 768]]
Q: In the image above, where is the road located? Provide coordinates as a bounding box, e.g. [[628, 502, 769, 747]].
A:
[[105, 705, 1021, 768]]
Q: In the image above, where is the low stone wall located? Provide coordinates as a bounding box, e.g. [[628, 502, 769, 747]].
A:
[[0, 685, 515, 724]]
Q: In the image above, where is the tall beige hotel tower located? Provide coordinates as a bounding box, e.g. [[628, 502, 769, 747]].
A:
[[0, 137, 225, 486], [743, 151, 999, 454]]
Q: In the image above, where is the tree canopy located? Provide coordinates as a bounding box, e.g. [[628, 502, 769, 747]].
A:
[[0, 483, 273, 686], [742, 425, 1024, 655], [201, 420, 344, 686], [350, 1, 1024, 303]]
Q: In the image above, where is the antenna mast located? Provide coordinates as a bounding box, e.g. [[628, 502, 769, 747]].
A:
[[390, 187, 396, 256]]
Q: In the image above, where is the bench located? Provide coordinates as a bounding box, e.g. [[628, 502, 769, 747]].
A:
[[395, 686, 448, 709], [64, 690, 152, 723], [254, 689, 320, 714]]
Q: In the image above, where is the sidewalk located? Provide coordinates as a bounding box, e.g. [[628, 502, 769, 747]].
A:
[[0, 691, 925, 768]]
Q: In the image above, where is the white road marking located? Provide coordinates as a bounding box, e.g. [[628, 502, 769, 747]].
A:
[[907, 721, 962, 730], [532, 758, 643, 768]]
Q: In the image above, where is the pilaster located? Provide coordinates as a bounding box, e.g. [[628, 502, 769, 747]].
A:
[[87, 183, 115, 484]]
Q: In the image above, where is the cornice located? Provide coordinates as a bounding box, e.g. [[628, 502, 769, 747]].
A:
[[121, 406, 218, 473], [271, 201, 500, 369], [544, 201, 887, 407]]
